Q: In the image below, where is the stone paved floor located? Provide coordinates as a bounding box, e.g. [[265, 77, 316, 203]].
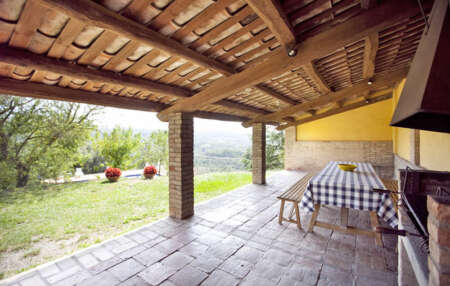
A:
[[1, 171, 398, 286]]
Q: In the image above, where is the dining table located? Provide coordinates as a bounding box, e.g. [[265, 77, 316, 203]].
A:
[[300, 161, 399, 246]]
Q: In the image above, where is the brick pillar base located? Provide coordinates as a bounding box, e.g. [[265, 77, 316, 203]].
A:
[[168, 113, 194, 219], [252, 123, 266, 185]]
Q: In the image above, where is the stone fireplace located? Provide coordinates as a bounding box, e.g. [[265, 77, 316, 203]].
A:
[[397, 172, 450, 286]]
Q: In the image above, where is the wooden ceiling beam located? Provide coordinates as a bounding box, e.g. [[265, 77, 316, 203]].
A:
[[0, 77, 167, 112], [0, 45, 190, 98], [37, 0, 296, 108], [303, 61, 331, 94], [157, 0, 422, 121], [242, 68, 408, 127], [37, 0, 235, 75], [361, 0, 378, 9], [277, 90, 392, 130], [0, 46, 269, 117], [246, 0, 296, 53], [362, 33, 379, 80], [0, 77, 250, 122]]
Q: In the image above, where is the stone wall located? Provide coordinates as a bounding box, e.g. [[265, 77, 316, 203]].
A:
[[284, 127, 394, 178]]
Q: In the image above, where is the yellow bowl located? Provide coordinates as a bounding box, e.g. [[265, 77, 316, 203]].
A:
[[338, 164, 357, 172]]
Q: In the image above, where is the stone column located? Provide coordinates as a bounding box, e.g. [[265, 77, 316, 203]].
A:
[[427, 196, 450, 286], [168, 113, 194, 219], [252, 123, 266, 185]]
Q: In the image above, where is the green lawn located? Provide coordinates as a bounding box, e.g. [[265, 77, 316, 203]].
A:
[[0, 171, 257, 278]]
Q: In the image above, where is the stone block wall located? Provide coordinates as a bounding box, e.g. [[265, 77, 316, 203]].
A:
[[428, 196, 450, 286], [168, 113, 194, 219], [284, 127, 394, 178]]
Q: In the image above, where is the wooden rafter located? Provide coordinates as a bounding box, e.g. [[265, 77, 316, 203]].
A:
[[362, 33, 379, 80], [0, 46, 269, 116], [276, 90, 393, 130], [157, 0, 421, 121], [361, 0, 378, 9], [303, 61, 331, 94], [242, 67, 408, 127], [0, 77, 250, 122], [246, 0, 296, 52], [37, 0, 296, 106]]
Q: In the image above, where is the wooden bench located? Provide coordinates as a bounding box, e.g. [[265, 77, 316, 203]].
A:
[[277, 173, 315, 229], [381, 178, 399, 213]]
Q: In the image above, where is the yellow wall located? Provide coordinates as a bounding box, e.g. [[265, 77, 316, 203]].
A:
[[392, 80, 450, 171], [420, 130, 450, 171], [392, 79, 411, 161], [297, 99, 393, 141]]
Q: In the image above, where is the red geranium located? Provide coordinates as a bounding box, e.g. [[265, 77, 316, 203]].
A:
[[105, 167, 121, 178], [143, 165, 157, 175]]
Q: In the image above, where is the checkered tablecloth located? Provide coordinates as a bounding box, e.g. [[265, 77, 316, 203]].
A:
[[300, 161, 398, 228]]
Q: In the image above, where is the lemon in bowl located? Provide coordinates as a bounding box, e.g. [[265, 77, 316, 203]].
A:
[[338, 164, 357, 172]]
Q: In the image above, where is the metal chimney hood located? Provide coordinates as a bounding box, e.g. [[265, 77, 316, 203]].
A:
[[390, 0, 450, 133]]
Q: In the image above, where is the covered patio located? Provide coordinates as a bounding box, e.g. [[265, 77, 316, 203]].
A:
[[1, 171, 397, 286], [1, 0, 449, 285]]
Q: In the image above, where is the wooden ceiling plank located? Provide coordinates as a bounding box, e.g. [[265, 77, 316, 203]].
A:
[[242, 67, 408, 127], [123, 49, 161, 76], [189, 6, 254, 51], [103, 40, 140, 70], [206, 20, 266, 58], [38, 0, 235, 75], [0, 45, 190, 98], [362, 33, 379, 79], [39, 0, 290, 107], [246, 0, 296, 52], [303, 61, 331, 94], [277, 90, 392, 130], [214, 26, 272, 61], [78, 30, 118, 65], [361, 0, 378, 10], [254, 85, 298, 105], [157, 0, 420, 121], [143, 56, 180, 80], [149, 0, 192, 31], [172, 0, 237, 41], [9, 0, 47, 48], [48, 17, 85, 58]]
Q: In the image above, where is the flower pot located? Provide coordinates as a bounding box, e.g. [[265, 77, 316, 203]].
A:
[[107, 176, 120, 182], [144, 173, 155, 180]]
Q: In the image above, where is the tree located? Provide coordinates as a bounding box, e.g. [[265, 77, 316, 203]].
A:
[[139, 130, 168, 174], [94, 126, 141, 169], [242, 127, 285, 170], [0, 96, 98, 188]]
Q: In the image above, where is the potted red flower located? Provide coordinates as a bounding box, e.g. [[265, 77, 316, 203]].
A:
[[143, 165, 157, 179], [105, 167, 121, 182]]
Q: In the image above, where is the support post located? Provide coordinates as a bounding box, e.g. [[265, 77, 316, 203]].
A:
[[168, 113, 194, 219], [252, 123, 266, 184]]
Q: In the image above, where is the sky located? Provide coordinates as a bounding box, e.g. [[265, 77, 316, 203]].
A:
[[95, 107, 252, 135]]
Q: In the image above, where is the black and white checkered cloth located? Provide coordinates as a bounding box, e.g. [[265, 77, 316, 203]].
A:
[[300, 161, 398, 228]]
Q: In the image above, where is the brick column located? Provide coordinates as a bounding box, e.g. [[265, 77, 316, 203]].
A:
[[252, 123, 266, 185], [427, 196, 450, 286], [168, 113, 194, 219]]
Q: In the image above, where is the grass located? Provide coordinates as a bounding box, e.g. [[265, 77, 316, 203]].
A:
[[0, 170, 280, 278], [0, 171, 256, 255]]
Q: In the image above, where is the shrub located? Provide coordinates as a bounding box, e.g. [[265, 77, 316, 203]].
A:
[[143, 166, 157, 175], [105, 167, 121, 178]]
